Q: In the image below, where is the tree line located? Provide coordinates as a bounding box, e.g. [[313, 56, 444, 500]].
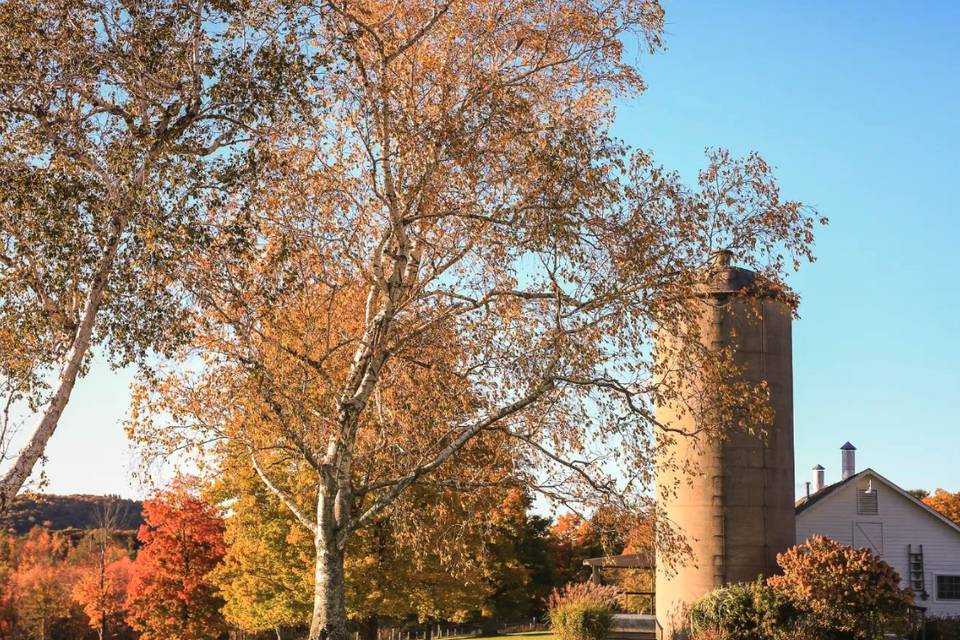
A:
[[0, 483, 652, 640]]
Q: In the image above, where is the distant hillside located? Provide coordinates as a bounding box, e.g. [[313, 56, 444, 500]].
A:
[[0, 493, 143, 535]]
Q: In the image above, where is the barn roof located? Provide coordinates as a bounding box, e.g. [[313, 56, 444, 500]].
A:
[[795, 468, 960, 537], [795, 473, 858, 514]]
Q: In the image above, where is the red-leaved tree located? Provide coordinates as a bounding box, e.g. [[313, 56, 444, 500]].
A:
[[124, 484, 226, 640], [72, 553, 132, 640]]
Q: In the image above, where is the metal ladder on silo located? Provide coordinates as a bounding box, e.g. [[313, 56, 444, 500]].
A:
[[908, 544, 927, 600]]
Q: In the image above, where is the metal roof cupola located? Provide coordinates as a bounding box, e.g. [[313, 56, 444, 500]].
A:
[[841, 442, 857, 480], [813, 464, 825, 492]]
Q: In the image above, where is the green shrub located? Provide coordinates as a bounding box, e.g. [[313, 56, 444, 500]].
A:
[[927, 616, 960, 640], [547, 582, 622, 640], [550, 602, 614, 640], [687, 579, 799, 640]]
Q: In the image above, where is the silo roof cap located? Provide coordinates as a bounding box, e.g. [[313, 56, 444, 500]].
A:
[[698, 249, 796, 307], [840, 441, 856, 450], [705, 251, 760, 294], [813, 464, 825, 470]]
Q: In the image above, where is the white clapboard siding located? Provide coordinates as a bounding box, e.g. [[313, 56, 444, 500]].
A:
[[796, 469, 960, 618]]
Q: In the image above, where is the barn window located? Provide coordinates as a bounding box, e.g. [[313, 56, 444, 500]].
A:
[[856, 487, 878, 515], [937, 575, 960, 601]]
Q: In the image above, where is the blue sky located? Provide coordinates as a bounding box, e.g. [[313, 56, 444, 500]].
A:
[[613, 0, 960, 494], [29, 1, 960, 499]]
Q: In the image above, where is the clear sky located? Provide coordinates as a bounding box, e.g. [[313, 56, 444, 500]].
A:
[[23, 0, 960, 499]]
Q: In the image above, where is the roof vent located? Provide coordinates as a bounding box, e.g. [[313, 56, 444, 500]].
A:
[[857, 485, 878, 514], [713, 249, 734, 267], [841, 442, 856, 480], [813, 464, 825, 492]]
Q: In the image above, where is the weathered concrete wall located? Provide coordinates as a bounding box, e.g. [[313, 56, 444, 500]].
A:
[[655, 262, 795, 638]]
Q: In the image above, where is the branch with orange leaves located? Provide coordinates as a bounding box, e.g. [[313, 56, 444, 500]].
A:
[[339, 357, 558, 547]]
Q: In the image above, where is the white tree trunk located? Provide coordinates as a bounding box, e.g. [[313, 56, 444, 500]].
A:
[[0, 214, 125, 512], [310, 522, 349, 640], [308, 467, 352, 640]]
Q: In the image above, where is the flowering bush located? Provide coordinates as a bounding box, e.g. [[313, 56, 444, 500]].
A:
[[768, 535, 913, 640], [547, 582, 623, 640], [548, 581, 624, 611]]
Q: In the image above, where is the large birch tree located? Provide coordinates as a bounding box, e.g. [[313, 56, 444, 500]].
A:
[[129, 1, 825, 639], [0, 0, 311, 508]]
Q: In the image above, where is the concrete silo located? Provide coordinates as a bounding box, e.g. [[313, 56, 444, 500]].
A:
[[655, 251, 795, 638]]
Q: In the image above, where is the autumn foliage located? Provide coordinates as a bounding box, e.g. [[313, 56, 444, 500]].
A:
[[0, 532, 14, 636], [767, 535, 913, 640], [0, 0, 827, 637], [72, 553, 133, 639], [549, 515, 604, 585], [123, 0, 822, 635], [124, 485, 227, 640], [0, 495, 648, 639], [923, 489, 960, 526], [688, 536, 914, 640], [0, 490, 226, 640], [10, 528, 76, 640]]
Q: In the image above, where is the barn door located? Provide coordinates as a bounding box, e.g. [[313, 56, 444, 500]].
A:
[[853, 522, 884, 555]]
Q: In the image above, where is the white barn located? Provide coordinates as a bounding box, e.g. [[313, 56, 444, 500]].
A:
[[795, 444, 960, 618]]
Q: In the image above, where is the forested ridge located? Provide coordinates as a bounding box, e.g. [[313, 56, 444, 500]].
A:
[[0, 494, 142, 536]]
